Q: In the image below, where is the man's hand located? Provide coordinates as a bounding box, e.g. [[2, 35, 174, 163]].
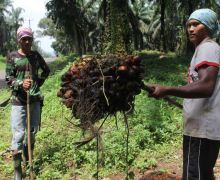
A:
[[22, 79, 32, 91], [148, 85, 168, 98]]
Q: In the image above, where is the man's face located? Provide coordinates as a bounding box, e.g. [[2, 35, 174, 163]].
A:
[[186, 19, 210, 46], [19, 36, 33, 53]]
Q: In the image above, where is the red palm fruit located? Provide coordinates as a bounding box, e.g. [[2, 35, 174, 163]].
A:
[[65, 99, 73, 108], [57, 90, 63, 97], [70, 64, 77, 70], [70, 66, 79, 76], [132, 56, 141, 65], [128, 68, 136, 78], [117, 65, 128, 77], [131, 65, 138, 71], [63, 89, 73, 99]]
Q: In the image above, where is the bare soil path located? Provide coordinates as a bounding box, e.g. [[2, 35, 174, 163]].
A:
[[105, 148, 220, 179], [0, 69, 6, 88]]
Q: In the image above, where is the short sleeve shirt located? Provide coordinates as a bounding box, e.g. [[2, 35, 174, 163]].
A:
[[183, 37, 220, 140]]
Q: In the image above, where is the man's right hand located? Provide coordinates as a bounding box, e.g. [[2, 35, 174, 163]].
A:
[[22, 79, 32, 91], [148, 85, 168, 98]]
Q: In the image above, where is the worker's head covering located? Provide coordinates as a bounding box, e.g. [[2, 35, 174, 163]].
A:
[[16, 27, 33, 41], [187, 8, 220, 37]]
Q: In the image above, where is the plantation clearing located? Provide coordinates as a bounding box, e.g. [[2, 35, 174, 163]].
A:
[[2, 51, 219, 179]]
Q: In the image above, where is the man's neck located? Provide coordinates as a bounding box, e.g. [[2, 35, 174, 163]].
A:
[[18, 49, 31, 56]]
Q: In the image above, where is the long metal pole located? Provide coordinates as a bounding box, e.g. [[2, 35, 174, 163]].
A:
[[27, 90, 34, 180]]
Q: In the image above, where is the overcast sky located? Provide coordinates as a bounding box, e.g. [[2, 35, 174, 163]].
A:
[[12, 0, 55, 55]]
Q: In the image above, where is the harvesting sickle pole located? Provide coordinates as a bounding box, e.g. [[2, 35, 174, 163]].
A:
[[26, 73, 34, 180], [141, 82, 183, 109]]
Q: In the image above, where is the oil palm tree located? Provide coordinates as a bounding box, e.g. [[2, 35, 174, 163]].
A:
[[46, 0, 97, 55], [4, 7, 24, 51], [0, 0, 12, 54], [128, 0, 154, 50], [8, 7, 24, 31], [98, 0, 151, 53]]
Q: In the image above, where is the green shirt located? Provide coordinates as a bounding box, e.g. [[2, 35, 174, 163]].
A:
[[5, 50, 50, 105]]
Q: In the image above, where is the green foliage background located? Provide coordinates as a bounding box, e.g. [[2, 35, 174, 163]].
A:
[[0, 51, 188, 179], [0, 56, 5, 70]]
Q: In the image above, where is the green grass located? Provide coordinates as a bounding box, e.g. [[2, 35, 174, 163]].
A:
[[0, 55, 5, 70], [0, 51, 187, 179], [0, 89, 10, 102]]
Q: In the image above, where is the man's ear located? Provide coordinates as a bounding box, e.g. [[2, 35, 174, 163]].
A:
[[17, 39, 21, 44], [205, 27, 212, 38]]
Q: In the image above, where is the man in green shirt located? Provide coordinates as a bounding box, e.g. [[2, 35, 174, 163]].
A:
[[5, 27, 50, 179]]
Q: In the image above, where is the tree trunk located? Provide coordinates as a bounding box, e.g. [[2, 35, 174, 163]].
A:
[[102, 0, 131, 54], [186, 0, 194, 54], [160, 0, 166, 52]]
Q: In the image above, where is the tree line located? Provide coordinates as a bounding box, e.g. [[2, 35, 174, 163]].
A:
[[0, 0, 220, 56], [0, 0, 48, 56]]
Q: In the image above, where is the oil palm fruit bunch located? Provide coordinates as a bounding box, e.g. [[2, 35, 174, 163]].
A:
[[57, 54, 144, 129]]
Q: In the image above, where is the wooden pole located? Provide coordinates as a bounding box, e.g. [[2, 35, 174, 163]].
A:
[[141, 83, 183, 109], [27, 90, 34, 180]]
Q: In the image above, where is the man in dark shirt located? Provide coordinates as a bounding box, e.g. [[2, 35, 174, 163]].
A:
[[5, 27, 50, 179]]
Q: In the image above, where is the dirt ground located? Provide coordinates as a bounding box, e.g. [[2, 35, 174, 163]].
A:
[[0, 70, 6, 88], [1, 149, 220, 179], [105, 148, 220, 180], [106, 149, 183, 180]]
